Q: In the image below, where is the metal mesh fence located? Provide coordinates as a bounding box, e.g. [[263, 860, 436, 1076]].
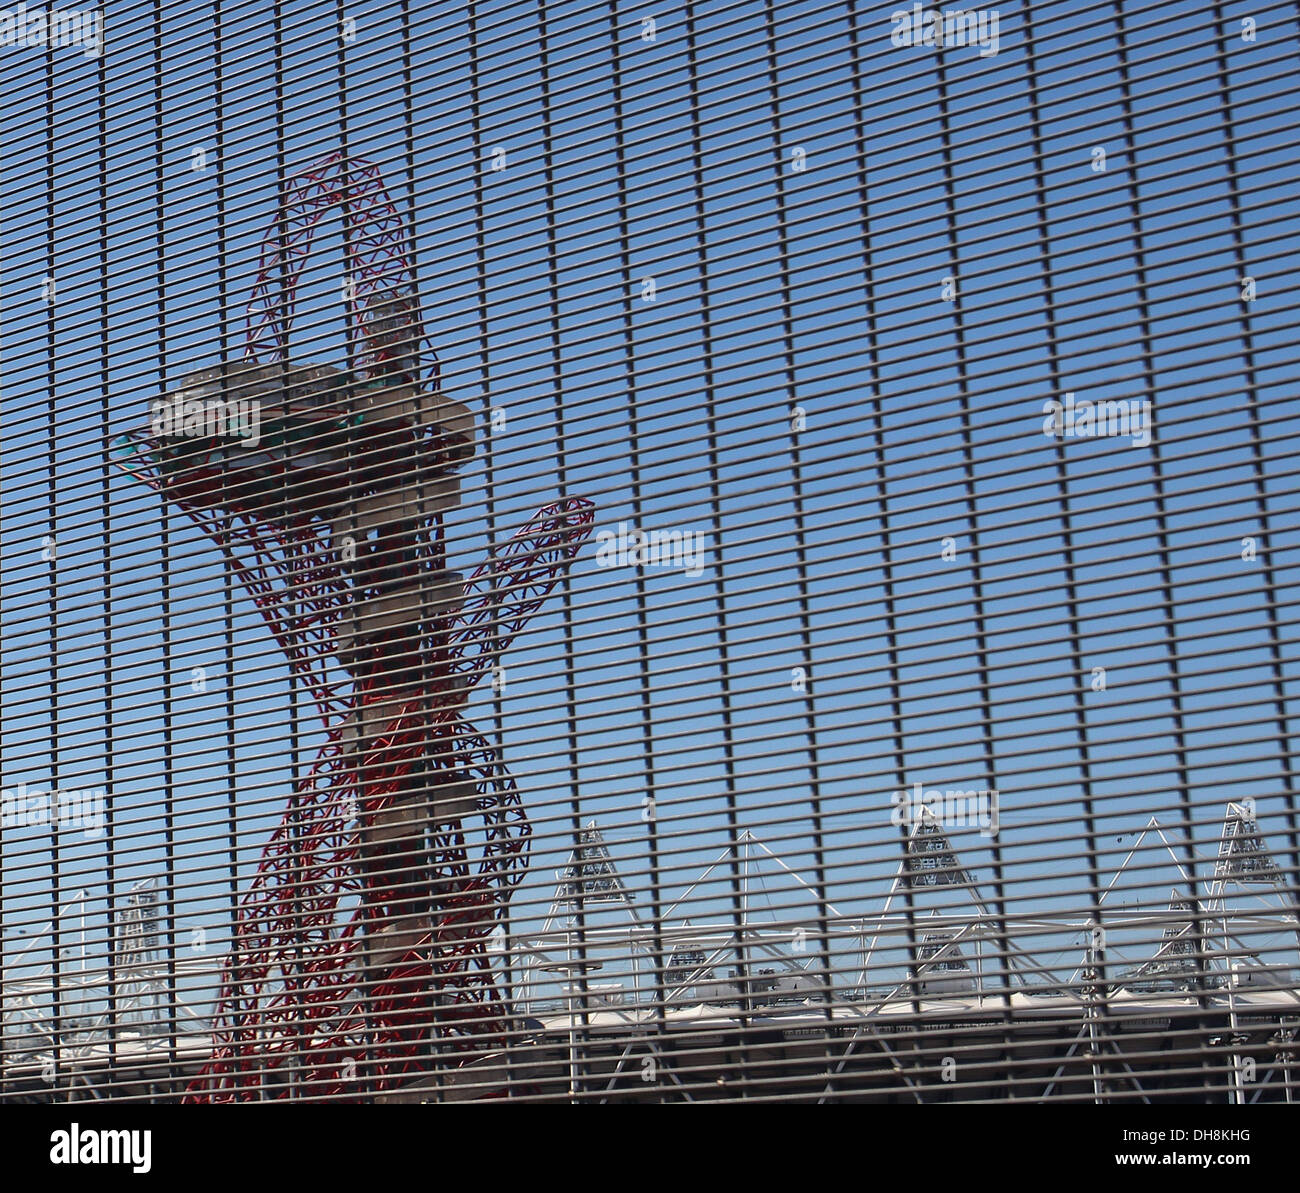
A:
[[0, 0, 1297, 1105]]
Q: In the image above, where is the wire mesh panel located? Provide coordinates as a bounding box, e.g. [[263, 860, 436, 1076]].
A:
[[0, 0, 1297, 1110]]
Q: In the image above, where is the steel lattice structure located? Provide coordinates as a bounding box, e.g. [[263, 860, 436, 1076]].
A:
[[245, 150, 432, 388], [114, 151, 594, 1100]]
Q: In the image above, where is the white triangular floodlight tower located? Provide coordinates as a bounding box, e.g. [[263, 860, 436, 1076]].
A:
[[1156, 891, 1198, 972], [862, 807, 1027, 995], [918, 913, 974, 969], [112, 878, 167, 1028], [664, 920, 716, 1001], [1118, 888, 1199, 990], [1098, 815, 1195, 908], [660, 831, 842, 1004], [1204, 801, 1298, 981], [665, 921, 708, 982], [520, 821, 644, 1012], [663, 828, 839, 926], [902, 811, 976, 893], [916, 911, 975, 994], [1095, 816, 1204, 994], [1209, 801, 1290, 905], [556, 823, 633, 907]]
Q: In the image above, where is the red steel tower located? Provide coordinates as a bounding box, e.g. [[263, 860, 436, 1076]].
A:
[[115, 150, 594, 1099]]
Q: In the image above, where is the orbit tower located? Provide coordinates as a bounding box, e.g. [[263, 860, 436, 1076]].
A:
[[114, 150, 594, 1100]]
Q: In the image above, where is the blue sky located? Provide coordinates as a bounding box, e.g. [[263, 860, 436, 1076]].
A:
[[1, 0, 1298, 1021]]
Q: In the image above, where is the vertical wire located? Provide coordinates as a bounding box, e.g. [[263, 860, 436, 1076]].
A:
[[604, 0, 666, 1051], [94, 0, 120, 1081], [681, 0, 755, 1089], [758, 0, 835, 1038], [211, 0, 246, 1080], [1207, 0, 1300, 933], [534, 0, 592, 1095], [393, 0, 453, 1073], [844, 0, 912, 1081], [464, 0, 515, 1067], [328, 0, 382, 1087], [928, 3, 1016, 1094], [148, 0, 181, 1076], [268, 0, 305, 1099], [40, 21, 64, 1087], [0, 53, 7, 1085], [1019, 1, 1113, 1097], [1108, 5, 1216, 1096]]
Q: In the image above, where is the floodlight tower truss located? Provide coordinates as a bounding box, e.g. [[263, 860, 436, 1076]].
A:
[[114, 150, 595, 1100]]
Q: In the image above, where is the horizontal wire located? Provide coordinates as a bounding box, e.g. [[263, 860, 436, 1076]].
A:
[[4, 0, 1297, 1104], [3, 23, 1294, 349]]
